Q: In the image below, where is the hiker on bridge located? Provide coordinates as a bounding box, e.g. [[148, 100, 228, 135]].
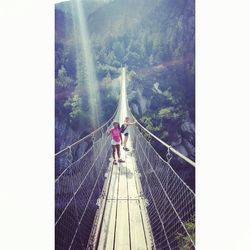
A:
[[121, 116, 136, 151], [108, 122, 125, 165]]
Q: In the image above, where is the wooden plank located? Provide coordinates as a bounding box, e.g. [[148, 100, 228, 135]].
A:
[[128, 139, 155, 249], [89, 160, 114, 249], [92, 68, 155, 249], [97, 200, 117, 250], [129, 200, 148, 250], [95, 138, 154, 250], [117, 164, 128, 199], [138, 198, 154, 249], [114, 200, 131, 250], [107, 164, 119, 199], [126, 139, 151, 250], [125, 153, 140, 199], [114, 153, 130, 249]]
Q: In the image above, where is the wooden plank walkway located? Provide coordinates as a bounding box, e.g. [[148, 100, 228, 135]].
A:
[[91, 140, 153, 250], [89, 67, 153, 249]]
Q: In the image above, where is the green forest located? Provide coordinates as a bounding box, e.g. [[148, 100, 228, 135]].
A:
[[55, 1, 195, 248], [55, 0, 195, 176]]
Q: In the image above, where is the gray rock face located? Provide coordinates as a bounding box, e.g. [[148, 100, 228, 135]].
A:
[[55, 117, 80, 152], [180, 119, 195, 159], [181, 119, 195, 135], [183, 139, 195, 158], [153, 82, 162, 94], [128, 90, 137, 100], [131, 103, 140, 115], [171, 133, 182, 146], [137, 88, 148, 114], [128, 87, 151, 115]]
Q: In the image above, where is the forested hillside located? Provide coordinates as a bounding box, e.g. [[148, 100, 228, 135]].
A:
[[85, 0, 195, 159], [55, 0, 119, 152], [55, 0, 195, 185]]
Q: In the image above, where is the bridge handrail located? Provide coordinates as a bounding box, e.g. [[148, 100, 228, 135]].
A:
[[135, 123, 195, 195], [129, 108, 195, 167], [55, 106, 118, 157]]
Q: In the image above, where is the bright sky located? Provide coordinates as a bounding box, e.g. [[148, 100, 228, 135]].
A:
[[54, 0, 69, 3]]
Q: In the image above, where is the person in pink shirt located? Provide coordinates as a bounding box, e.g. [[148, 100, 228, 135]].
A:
[[108, 121, 125, 165]]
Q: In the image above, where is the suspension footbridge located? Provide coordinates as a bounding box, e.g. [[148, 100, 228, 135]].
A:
[[55, 68, 195, 250]]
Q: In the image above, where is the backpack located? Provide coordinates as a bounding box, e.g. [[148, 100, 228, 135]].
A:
[[120, 124, 128, 133]]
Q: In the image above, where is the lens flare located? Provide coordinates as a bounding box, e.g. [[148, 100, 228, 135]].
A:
[[70, 0, 101, 128]]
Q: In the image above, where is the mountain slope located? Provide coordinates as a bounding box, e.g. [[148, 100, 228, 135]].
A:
[[88, 0, 159, 37]]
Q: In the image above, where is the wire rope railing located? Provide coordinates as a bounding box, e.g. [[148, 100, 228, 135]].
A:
[[127, 103, 195, 249], [55, 102, 121, 250], [130, 111, 195, 168], [55, 106, 119, 179], [55, 65, 195, 250]]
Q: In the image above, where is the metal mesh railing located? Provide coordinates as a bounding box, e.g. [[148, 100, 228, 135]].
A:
[[55, 65, 195, 249], [55, 108, 119, 250], [130, 121, 195, 250]]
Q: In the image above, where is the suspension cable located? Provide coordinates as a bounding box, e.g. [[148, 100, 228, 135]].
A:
[[137, 135, 195, 247], [55, 105, 118, 157], [128, 107, 195, 167], [55, 133, 111, 226], [136, 125, 195, 195]]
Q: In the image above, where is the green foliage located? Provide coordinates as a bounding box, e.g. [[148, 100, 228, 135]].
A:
[[75, 54, 88, 86], [63, 92, 94, 130], [96, 63, 120, 79], [124, 51, 140, 68], [141, 116, 153, 130], [99, 87, 118, 121], [174, 46, 182, 57], [140, 116, 155, 140], [158, 108, 173, 118], [102, 72, 112, 85], [150, 94, 169, 111], [106, 51, 116, 65], [163, 90, 175, 104], [140, 115, 160, 133], [64, 93, 83, 121], [176, 218, 195, 250], [152, 35, 165, 61], [158, 107, 185, 121], [142, 85, 153, 98], [55, 0, 195, 154], [112, 60, 121, 68], [56, 66, 74, 88], [112, 41, 125, 61]]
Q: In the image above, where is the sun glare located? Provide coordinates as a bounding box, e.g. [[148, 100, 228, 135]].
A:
[[70, 0, 102, 128]]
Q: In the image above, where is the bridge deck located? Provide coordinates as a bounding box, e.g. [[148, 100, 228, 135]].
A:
[[91, 139, 153, 250], [89, 68, 153, 249]]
